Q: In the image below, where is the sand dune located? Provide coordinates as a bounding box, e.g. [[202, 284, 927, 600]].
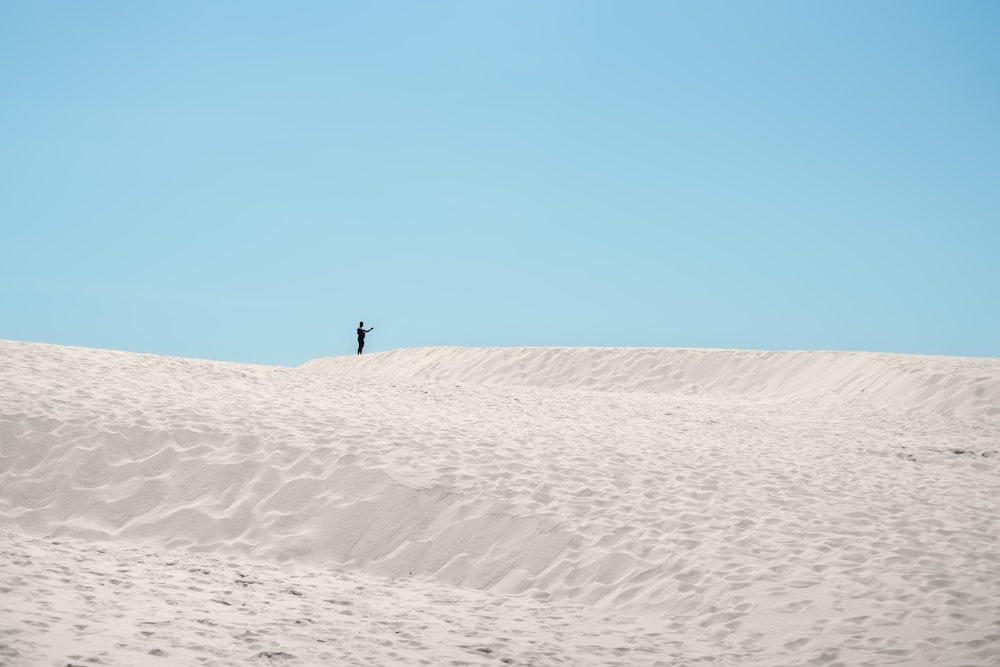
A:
[[1, 340, 998, 666], [303, 346, 1000, 417]]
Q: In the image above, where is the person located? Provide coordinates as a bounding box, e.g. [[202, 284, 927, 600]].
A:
[[356, 321, 373, 354]]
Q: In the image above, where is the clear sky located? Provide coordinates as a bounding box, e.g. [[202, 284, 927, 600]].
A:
[[3, 1, 998, 365]]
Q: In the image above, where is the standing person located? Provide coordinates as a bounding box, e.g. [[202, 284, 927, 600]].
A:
[[356, 321, 373, 355]]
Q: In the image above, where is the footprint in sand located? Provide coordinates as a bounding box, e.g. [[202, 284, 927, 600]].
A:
[[777, 599, 813, 614]]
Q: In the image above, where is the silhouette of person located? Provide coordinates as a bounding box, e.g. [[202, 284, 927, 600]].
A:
[[357, 321, 373, 355]]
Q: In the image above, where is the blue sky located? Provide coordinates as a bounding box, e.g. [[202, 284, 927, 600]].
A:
[[3, 1, 998, 365]]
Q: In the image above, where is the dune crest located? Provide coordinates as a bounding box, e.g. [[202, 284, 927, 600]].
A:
[[304, 346, 1000, 417]]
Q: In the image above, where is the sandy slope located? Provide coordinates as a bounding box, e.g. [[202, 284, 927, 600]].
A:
[[303, 346, 1000, 417], [1, 340, 998, 666]]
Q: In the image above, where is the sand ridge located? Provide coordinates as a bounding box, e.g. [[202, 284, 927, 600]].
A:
[[2, 340, 999, 665], [302, 346, 1000, 417]]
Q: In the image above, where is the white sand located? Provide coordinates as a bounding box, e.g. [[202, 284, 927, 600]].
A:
[[1, 340, 998, 666]]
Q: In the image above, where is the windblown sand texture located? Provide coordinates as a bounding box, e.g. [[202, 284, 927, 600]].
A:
[[1, 340, 998, 666]]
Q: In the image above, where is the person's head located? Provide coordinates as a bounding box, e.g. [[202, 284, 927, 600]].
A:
[[359, 321, 363, 327]]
